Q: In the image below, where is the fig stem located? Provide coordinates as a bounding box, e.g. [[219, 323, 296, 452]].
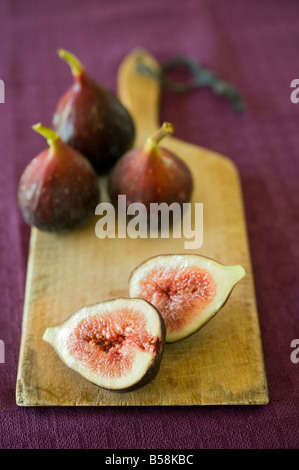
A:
[[148, 122, 174, 145], [58, 49, 85, 76], [32, 123, 60, 147]]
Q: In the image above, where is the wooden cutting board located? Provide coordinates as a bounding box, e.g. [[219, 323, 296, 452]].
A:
[[16, 49, 268, 406]]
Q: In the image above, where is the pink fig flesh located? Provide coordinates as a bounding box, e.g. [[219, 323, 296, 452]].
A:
[[137, 265, 216, 337], [43, 298, 166, 392], [129, 254, 246, 342]]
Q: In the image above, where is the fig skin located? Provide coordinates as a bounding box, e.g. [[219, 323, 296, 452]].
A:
[[108, 122, 193, 222], [53, 49, 135, 175], [18, 124, 100, 232], [129, 254, 246, 343], [43, 297, 166, 393]]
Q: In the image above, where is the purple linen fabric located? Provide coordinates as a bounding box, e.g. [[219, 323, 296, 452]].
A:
[[0, 0, 298, 449]]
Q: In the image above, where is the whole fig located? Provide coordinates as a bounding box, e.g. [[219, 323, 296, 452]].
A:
[[18, 123, 100, 232], [53, 49, 135, 175]]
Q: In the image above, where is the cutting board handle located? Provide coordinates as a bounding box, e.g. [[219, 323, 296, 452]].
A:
[[117, 48, 161, 145]]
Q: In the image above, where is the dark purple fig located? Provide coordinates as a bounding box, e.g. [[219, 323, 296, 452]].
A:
[[108, 122, 193, 223], [43, 297, 166, 392], [52, 49, 135, 175], [18, 123, 100, 232]]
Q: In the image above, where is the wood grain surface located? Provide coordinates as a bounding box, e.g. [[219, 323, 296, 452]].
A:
[[16, 49, 268, 406]]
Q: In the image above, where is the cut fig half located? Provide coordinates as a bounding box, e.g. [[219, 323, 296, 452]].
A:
[[129, 254, 245, 343], [43, 298, 165, 392]]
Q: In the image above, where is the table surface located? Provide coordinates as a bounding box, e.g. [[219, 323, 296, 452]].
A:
[[0, 0, 298, 450]]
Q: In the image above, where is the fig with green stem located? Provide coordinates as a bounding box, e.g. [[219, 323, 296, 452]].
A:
[[108, 122, 193, 224], [18, 123, 100, 232], [53, 49, 135, 175]]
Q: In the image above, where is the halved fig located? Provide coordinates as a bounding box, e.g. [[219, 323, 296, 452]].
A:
[[129, 254, 245, 343], [43, 298, 165, 392]]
